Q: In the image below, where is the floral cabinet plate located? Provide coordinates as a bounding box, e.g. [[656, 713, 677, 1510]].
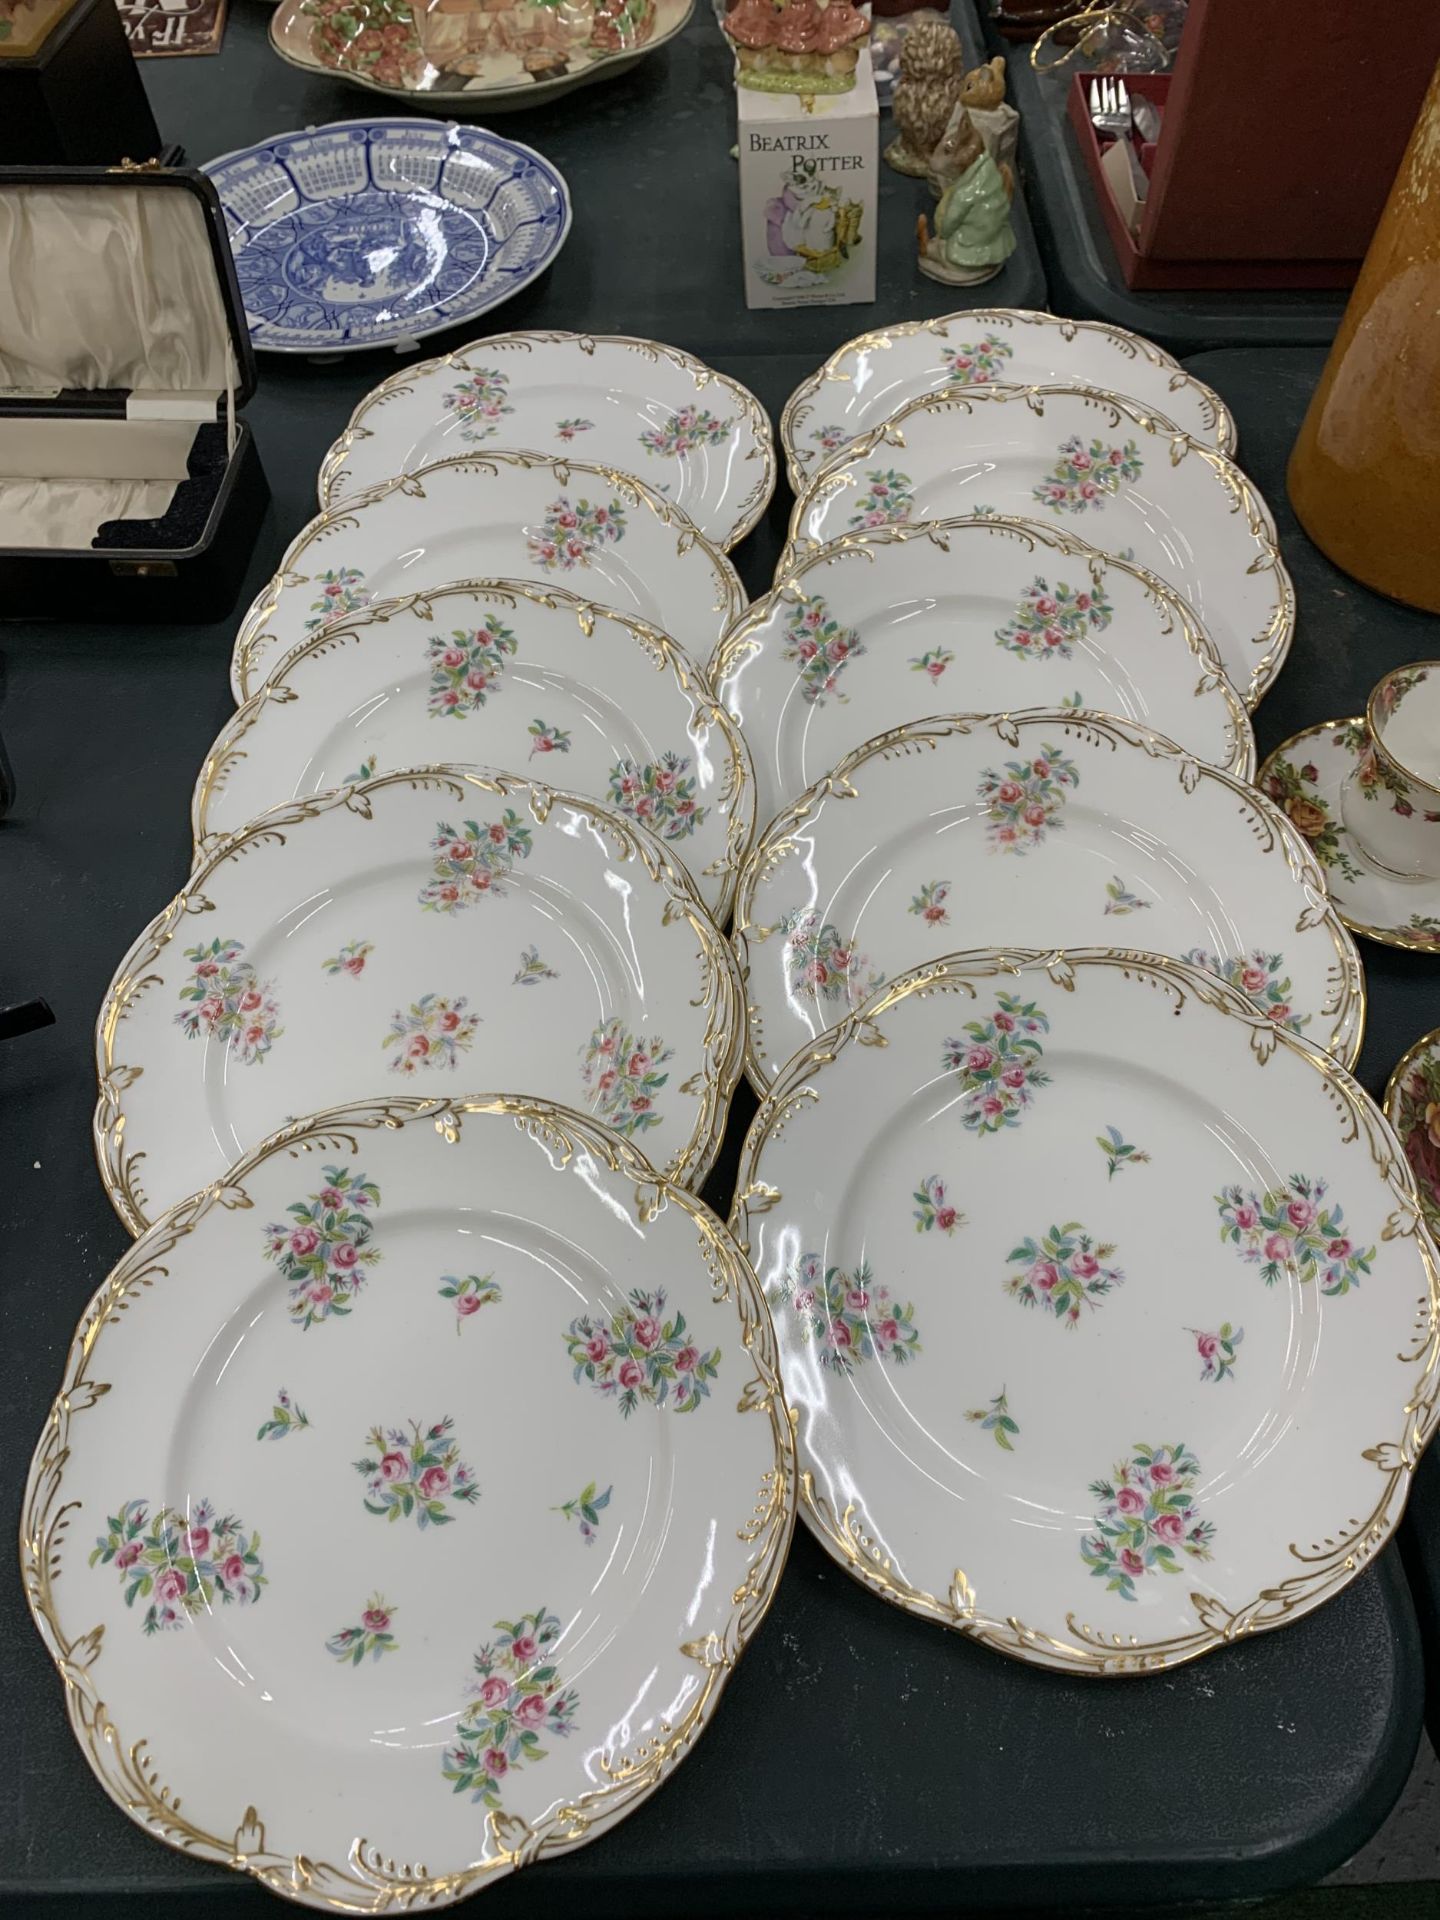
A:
[[95, 769, 743, 1233], [195, 581, 755, 924], [27, 1097, 792, 1909], [1386, 1029, 1440, 1238], [786, 386, 1292, 710], [731, 949, 1438, 1674], [711, 516, 1253, 832], [319, 332, 774, 551], [231, 455, 745, 704], [780, 310, 1236, 490], [204, 122, 570, 354], [733, 713, 1363, 1087]]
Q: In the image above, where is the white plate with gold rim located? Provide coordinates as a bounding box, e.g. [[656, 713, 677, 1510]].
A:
[[27, 1095, 792, 1911], [231, 455, 745, 705], [318, 333, 774, 552], [196, 581, 755, 925], [785, 386, 1291, 709], [730, 948, 1438, 1675], [732, 713, 1363, 1088], [780, 310, 1236, 489], [96, 768, 743, 1233], [712, 516, 1252, 831]]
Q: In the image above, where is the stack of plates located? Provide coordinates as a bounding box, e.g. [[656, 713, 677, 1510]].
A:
[[25, 310, 1440, 1907]]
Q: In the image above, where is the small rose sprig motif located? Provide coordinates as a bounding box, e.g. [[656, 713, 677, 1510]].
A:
[[303, 566, 370, 634], [1005, 1221, 1123, 1326], [1408, 916, 1440, 947], [1183, 948, 1310, 1035], [1033, 436, 1143, 515], [966, 1387, 1018, 1450], [528, 718, 571, 760], [908, 878, 951, 927], [513, 945, 559, 986], [564, 1285, 721, 1416], [418, 811, 533, 912], [383, 994, 480, 1076], [441, 368, 513, 442], [555, 417, 593, 442], [847, 468, 914, 531], [443, 1608, 578, 1808], [427, 622, 518, 719], [777, 907, 884, 1008], [942, 993, 1051, 1135], [1258, 751, 1363, 882], [1216, 1175, 1374, 1296], [355, 1417, 480, 1528], [913, 1174, 965, 1235], [175, 937, 283, 1065], [322, 939, 373, 979], [256, 1388, 311, 1441], [909, 645, 953, 684], [90, 1499, 266, 1635], [1096, 1126, 1149, 1180], [1103, 876, 1149, 916], [810, 421, 847, 455], [607, 751, 707, 841], [579, 1018, 673, 1137], [264, 1164, 381, 1330], [995, 576, 1114, 662], [327, 1597, 398, 1665], [639, 406, 734, 458], [942, 333, 1014, 383], [527, 494, 628, 573], [775, 1253, 920, 1373], [1081, 1443, 1214, 1601], [978, 744, 1080, 853], [440, 1272, 501, 1332], [781, 594, 866, 706], [555, 1481, 613, 1545], [1192, 1323, 1243, 1383]]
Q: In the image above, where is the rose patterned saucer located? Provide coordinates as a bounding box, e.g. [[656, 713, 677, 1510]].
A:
[[1258, 719, 1440, 954], [732, 712, 1364, 1088], [780, 310, 1236, 491], [195, 581, 755, 924], [231, 455, 745, 704], [711, 515, 1253, 832], [27, 1097, 792, 1909], [785, 385, 1291, 709], [319, 333, 774, 551], [1386, 1029, 1440, 1238], [730, 949, 1438, 1675], [96, 768, 743, 1233]]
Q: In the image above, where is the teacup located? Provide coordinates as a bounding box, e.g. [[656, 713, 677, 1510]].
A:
[[1339, 661, 1440, 880]]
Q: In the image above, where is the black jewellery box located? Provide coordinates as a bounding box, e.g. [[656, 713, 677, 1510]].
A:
[[0, 163, 269, 621]]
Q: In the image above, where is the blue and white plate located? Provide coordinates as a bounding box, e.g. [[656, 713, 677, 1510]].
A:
[[204, 120, 571, 355]]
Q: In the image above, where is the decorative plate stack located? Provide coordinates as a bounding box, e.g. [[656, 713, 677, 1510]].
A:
[[24, 312, 1440, 1909]]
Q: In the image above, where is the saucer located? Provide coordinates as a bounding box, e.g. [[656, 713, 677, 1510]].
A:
[[1386, 1028, 1440, 1238], [1257, 719, 1440, 954]]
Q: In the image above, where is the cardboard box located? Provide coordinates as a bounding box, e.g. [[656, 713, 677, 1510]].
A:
[[738, 51, 877, 310]]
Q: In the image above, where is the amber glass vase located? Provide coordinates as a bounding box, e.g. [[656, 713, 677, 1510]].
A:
[[1288, 56, 1440, 613]]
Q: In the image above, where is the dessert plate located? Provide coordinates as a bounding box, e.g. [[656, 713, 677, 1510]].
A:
[[205, 122, 570, 355], [1258, 720, 1440, 954], [1386, 1028, 1440, 1237], [780, 310, 1236, 488], [195, 581, 755, 924], [231, 455, 745, 704], [27, 1096, 792, 1910], [319, 332, 774, 551], [711, 515, 1253, 830], [96, 769, 743, 1233], [785, 386, 1292, 709], [730, 948, 1439, 1675], [732, 713, 1363, 1087]]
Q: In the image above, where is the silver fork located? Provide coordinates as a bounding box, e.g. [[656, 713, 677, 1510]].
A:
[[1088, 76, 1132, 139]]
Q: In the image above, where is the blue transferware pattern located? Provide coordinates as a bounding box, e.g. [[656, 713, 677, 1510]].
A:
[[204, 121, 570, 354]]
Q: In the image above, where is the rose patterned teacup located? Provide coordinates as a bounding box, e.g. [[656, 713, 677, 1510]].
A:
[[1339, 661, 1440, 880]]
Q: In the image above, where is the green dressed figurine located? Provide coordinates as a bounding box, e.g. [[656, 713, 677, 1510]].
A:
[[917, 110, 1016, 286]]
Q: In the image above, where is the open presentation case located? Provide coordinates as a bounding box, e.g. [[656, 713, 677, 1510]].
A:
[[0, 162, 269, 620]]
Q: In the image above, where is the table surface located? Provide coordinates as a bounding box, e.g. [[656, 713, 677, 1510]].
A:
[[3, 9, 1440, 1909]]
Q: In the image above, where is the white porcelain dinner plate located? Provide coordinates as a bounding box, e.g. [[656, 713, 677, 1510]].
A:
[[27, 1095, 792, 1910], [231, 456, 745, 704], [96, 769, 744, 1233], [780, 310, 1236, 489], [730, 948, 1438, 1675], [195, 581, 755, 925], [318, 333, 775, 551], [711, 516, 1253, 831], [785, 386, 1292, 709], [732, 713, 1363, 1087]]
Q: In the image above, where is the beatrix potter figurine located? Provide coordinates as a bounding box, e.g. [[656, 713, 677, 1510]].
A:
[[885, 18, 964, 176], [917, 109, 1016, 285]]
